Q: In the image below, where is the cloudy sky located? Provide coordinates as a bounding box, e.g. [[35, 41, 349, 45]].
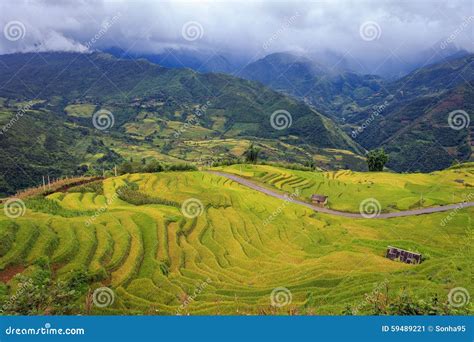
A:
[[0, 0, 473, 70]]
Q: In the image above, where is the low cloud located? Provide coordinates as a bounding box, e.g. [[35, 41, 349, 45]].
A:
[[0, 0, 472, 71]]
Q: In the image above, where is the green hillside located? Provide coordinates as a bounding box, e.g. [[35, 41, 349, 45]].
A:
[[0, 52, 363, 195], [358, 84, 473, 172], [239, 52, 386, 121], [346, 55, 474, 172], [239, 53, 474, 172], [0, 167, 472, 315]]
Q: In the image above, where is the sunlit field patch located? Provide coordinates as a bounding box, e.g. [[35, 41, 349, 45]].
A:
[[216, 164, 474, 213], [0, 170, 472, 315]]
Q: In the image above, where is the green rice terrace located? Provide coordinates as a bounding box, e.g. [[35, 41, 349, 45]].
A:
[[0, 165, 473, 315], [216, 164, 474, 213]]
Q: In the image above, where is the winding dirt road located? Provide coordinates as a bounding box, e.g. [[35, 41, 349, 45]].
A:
[[208, 171, 474, 219]]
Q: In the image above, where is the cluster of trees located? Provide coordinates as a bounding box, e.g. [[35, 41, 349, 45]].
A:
[[366, 149, 389, 171], [114, 148, 389, 175], [244, 143, 261, 164], [242, 143, 390, 173], [112, 146, 389, 176], [116, 182, 180, 207], [116, 159, 197, 175]]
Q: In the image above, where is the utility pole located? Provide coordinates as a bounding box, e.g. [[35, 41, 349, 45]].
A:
[[42, 176, 46, 190]]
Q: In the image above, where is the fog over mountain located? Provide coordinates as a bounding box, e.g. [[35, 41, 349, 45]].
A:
[[0, 0, 473, 76]]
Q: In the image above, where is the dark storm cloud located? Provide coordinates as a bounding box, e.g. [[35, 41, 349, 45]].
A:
[[0, 0, 472, 65]]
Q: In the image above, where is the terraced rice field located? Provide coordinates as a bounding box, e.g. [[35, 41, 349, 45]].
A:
[[0, 170, 472, 315], [216, 164, 474, 213]]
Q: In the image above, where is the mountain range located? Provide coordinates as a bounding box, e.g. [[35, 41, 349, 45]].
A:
[[0, 52, 361, 195], [237, 52, 474, 172], [0, 49, 472, 195]]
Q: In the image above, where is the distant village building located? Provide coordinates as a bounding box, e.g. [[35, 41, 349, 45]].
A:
[[385, 246, 422, 264], [311, 194, 328, 207]]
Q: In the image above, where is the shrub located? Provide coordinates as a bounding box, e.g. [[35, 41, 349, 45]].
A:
[[24, 197, 95, 217], [116, 185, 180, 207], [366, 149, 389, 171], [164, 163, 197, 171], [143, 160, 164, 173], [343, 287, 468, 315], [244, 143, 260, 164], [116, 160, 196, 175], [0, 262, 91, 315], [0, 223, 19, 257], [68, 180, 104, 195]]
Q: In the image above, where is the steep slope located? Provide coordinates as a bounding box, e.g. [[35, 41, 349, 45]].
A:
[[0, 52, 361, 194], [238, 52, 328, 89], [238, 52, 385, 121], [355, 55, 474, 172], [239, 52, 473, 172], [0, 99, 123, 195], [0, 52, 360, 150]]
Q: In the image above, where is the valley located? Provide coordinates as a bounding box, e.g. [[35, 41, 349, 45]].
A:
[[0, 48, 472, 317]]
